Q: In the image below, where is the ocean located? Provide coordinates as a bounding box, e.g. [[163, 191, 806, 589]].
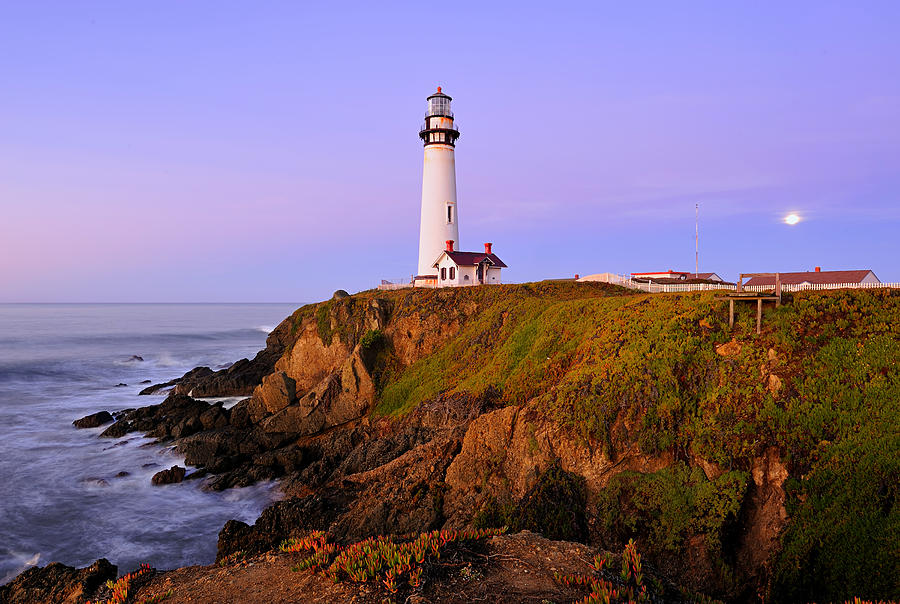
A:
[[0, 303, 298, 584]]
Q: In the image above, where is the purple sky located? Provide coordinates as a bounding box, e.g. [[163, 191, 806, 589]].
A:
[[1, 2, 898, 302]]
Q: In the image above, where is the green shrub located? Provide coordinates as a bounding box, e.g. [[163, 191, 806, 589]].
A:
[[473, 462, 588, 543], [596, 463, 748, 555]]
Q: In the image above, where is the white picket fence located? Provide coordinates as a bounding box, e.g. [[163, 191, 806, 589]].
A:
[[578, 273, 736, 293], [377, 282, 413, 291], [380, 273, 900, 294]]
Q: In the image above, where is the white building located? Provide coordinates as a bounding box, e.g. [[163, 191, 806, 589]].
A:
[[432, 241, 506, 287], [413, 87, 508, 288], [743, 268, 880, 287], [416, 87, 460, 283], [630, 270, 725, 282]]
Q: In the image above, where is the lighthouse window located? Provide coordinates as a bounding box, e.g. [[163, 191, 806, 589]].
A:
[[447, 206, 453, 223]]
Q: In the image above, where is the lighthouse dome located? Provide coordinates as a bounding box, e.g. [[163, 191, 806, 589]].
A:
[[426, 87, 452, 118]]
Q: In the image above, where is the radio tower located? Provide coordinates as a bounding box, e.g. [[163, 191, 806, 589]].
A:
[[695, 203, 699, 278]]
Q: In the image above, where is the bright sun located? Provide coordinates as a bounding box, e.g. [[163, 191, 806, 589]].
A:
[[784, 213, 801, 225]]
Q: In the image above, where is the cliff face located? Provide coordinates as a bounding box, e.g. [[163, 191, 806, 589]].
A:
[[73, 283, 899, 603]]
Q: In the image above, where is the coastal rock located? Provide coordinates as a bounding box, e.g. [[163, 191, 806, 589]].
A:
[[257, 371, 296, 415], [73, 411, 113, 429], [199, 406, 229, 430], [151, 465, 186, 485], [99, 420, 131, 438], [139, 366, 214, 396], [0, 558, 116, 604]]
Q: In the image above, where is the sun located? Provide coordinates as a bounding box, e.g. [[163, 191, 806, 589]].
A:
[[784, 213, 801, 225]]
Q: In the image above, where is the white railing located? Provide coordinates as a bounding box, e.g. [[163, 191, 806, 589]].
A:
[[744, 282, 900, 293], [577, 273, 736, 293], [377, 283, 413, 291], [380, 274, 899, 294]]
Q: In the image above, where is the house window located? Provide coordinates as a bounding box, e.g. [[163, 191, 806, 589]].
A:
[[447, 205, 453, 223], [449, 267, 455, 280], [441, 267, 447, 280]]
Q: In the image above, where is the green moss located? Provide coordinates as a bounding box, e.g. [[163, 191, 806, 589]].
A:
[[315, 302, 332, 344]]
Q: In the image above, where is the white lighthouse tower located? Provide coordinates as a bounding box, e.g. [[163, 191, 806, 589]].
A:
[[416, 87, 461, 281]]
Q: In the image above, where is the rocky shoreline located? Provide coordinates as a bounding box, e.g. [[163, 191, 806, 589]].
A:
[[5, 284, 898, 603], [0, 285, 779, 603]]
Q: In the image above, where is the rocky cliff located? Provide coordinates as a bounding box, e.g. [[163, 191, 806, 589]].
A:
[[50, 282, 900, 603]]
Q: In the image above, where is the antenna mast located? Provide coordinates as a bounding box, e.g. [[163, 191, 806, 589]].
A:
[[695, 203, 699, 278]]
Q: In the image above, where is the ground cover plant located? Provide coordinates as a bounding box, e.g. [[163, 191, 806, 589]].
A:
[[279, 527, 507, 596], [86, 563, 171, 604]]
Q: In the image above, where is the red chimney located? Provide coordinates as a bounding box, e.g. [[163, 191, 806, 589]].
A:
[[484, 242, 492, 254], [815, 266, 821, 272], [445, 240, 454, 252], [575, 274, 580, 280]]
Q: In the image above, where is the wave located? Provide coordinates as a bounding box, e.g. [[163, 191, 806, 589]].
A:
[[256, 325, 274, 334], [0, 551, 40, 585]]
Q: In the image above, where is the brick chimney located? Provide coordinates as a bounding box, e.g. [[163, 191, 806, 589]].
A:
[[484, 242, 492, 254], [445, 240, 454, 252], [815, 266, 821, 272]]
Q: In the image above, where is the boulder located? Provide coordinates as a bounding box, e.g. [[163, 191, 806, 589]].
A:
[[199, 406, 229, 430], [73, 411, 113, 429], [99, 420, 131, 438], [256, 371, 296, 415], [261, 400, 325, 436], [332, 289, 350, 300], [151, 465, 186, 485]]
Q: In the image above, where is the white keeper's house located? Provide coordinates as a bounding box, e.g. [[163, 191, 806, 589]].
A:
[[432, 240, 507, 287], [411, 87, 507, 288]]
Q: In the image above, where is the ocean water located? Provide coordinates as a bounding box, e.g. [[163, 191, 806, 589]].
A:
[[0, 303, 298, 584]]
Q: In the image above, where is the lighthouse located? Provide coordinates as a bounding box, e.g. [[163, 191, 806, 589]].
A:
[[416, 87, 461, 280]]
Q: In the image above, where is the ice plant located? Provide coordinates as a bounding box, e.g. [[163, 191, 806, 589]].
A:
[[87, 563, 153, 604], [282, 526, 506, 596]]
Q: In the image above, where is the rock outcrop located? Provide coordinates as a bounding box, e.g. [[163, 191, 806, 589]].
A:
[[59, 283, 892, 602], [152, 465, 186, 485], [72, 411, 113, 428], [0, 558, 116, 604]]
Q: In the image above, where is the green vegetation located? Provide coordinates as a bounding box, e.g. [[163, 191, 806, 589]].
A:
[[87, 564, 162, 604], [596, 464, 748, 555], [474, 462, 588, 542], [555, 540, 664, 604], [280, 527, 506, 595], [293, 283, 900, 601]]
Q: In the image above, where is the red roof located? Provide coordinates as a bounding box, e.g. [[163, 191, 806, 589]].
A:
[[435, 251, 508, 268], [632, 276, 733, 285], [744, 270, 876, 286]]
